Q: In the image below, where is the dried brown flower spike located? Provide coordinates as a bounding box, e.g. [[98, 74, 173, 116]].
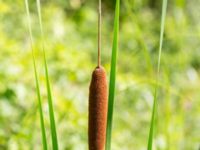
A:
[[89, 66, 108, 150]]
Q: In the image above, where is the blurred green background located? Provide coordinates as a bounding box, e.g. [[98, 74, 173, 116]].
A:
[[0, 0, 200, 149]]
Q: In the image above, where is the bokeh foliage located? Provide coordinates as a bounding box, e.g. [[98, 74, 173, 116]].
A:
[[0, 0, 200, 149]]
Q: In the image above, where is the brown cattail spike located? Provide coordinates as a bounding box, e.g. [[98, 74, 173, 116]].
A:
[[89, 66, 108, 150]]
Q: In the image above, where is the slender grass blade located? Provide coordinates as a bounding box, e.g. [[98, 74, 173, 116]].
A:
[[105, 0, 120, 150], [24, 0, 48, 149], [36, 0, 59, 149], [147, 0, 168, 150]]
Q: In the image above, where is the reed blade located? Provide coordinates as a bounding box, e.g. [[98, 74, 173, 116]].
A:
[[36, 0, 59, 149], [147, 0, 168, 149], [24, 0, 48, 149], [105, 0, 120, 150]]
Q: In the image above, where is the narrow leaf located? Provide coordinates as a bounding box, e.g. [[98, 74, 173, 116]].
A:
[[36, 0, 59, 149], [105, 0, 120, 150], [24, 0, 48, 149], [147, 0, 168, 150]]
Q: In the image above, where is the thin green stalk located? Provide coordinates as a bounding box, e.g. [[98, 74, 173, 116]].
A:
[[36, 0, 59, 149], [147, 0, 168, 150], [24, 0, 48, 149], [105, 0, 120, 150]]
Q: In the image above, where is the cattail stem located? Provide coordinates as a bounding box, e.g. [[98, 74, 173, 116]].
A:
[[89, 66, 108, 150], [98, 0, 102, 67]]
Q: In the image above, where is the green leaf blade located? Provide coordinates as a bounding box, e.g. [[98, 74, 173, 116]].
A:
[[36, 0, 59, 149], [33, 58, 48, 150], [44, 54, 59, 150], [24, 0, 48, 149], [106, 0, 120, 150], [147, 0, 168, 150]]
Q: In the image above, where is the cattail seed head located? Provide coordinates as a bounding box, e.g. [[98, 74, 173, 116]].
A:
[[89, 66, 108, 150]]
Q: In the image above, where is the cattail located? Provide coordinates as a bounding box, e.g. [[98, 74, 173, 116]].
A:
[[88, 0, 108, 149], [89, 66, 108, 150]]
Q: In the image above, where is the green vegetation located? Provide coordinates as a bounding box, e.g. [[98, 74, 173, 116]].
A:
[[0, 0, 200, 150], [147, 0, 168, 150], [24, 0, 48, 149], [106, 0, 120, 149], [35, 0, 59, 149]]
